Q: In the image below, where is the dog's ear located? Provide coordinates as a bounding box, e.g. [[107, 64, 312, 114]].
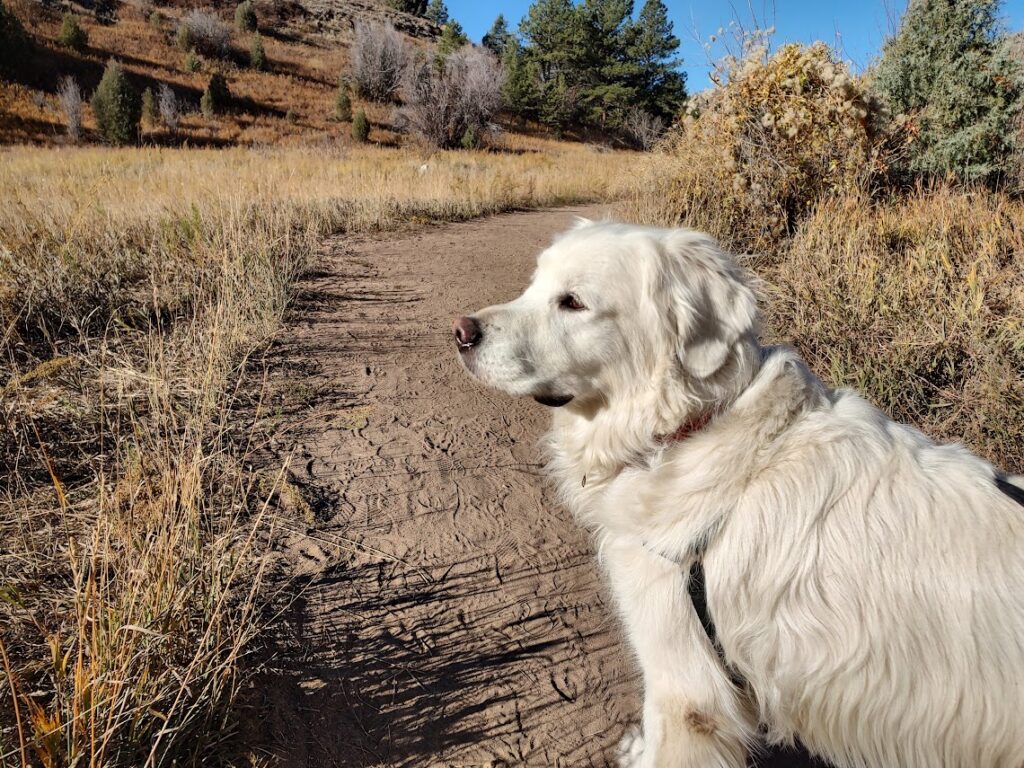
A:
[[661, 231, 758, 379]]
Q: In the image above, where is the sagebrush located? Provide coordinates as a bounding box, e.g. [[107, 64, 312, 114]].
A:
[[177, 9, 230, 58]]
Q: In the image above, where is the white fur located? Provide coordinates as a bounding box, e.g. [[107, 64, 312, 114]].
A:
[[457, 220, 1024, 768]]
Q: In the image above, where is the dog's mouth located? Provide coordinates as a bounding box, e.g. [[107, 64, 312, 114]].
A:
[[533, 394, 574, 407]]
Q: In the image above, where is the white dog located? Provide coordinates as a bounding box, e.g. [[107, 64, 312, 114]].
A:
[[453, 220, 1024, 768]]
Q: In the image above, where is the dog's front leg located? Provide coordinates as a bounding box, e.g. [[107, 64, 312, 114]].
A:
[[603, 537, 753, 768]]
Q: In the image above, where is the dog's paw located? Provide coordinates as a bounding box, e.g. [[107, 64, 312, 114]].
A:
[[616, 724, 646, 768]]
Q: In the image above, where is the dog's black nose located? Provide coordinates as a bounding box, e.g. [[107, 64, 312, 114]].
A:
[[453, 316, 483, 350]]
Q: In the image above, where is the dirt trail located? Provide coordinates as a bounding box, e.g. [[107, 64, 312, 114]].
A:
[[249, 204, 638, 767]]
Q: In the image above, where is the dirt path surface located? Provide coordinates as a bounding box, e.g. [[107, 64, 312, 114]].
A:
[[250, 204, 638, 767]]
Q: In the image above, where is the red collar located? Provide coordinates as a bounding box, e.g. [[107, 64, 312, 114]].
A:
[[656, 411, 713, 444], [582, 412, 714, 488]]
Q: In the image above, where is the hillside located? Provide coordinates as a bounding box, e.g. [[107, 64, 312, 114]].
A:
[[0, 0, 441, 145]]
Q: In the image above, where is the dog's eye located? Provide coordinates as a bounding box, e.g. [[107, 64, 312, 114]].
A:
[[558, 293, 586, 312]]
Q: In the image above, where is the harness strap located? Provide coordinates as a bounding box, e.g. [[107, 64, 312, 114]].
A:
[[687, 558, 746, 688], [996, 475, 1024, 508], [687, 560, 718, 648], [644, 540, 742, 686]]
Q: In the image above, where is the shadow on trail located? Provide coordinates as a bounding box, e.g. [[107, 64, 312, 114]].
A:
[[244, 549, 617, 767]]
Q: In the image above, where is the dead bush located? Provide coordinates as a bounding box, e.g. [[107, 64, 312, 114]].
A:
[[623, 107, 664, 150], [57, 75, 82, 142], [629, 41, 899, 253], [400, 47, 503, 149], [177, 9, 230, 58], [157, 82, 179, 131], [350, 20, 409, 103]]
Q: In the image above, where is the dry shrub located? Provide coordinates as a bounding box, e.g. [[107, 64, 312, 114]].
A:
[[632, 42, 895, 253], [623, 107, 664, 150], [57, 75, 82, 142], [763, 186, 1024, 471], [157, 82, 179, 131], [350, 20, 409, 103], [178, 9, 231, 58], [400, 47, 503, 149]]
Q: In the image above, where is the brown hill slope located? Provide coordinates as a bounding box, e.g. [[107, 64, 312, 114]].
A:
[[0, 0, 438, 145]]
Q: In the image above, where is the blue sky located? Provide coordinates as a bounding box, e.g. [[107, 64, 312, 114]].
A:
[[446, 0, 1024, 92]]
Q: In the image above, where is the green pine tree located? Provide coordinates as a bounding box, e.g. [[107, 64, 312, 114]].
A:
[[623, 0, 686, 121], [437, 20, 468, 56], [59, 13, 88, 51], [519, 0, 587, 80], [335, 84, 352, 121], [91, 59, 141, 145], [176, 22, 193, 51], [482, 14, 512, 57], [501, 42, 543, 122], [352, 109, 370, 142], [250, 33, 266, 69], [235, 0, 257, 32], [141, 86, 156, 127], [541, 72, 574, 135], [201, 72, 230, 116], [577, 0, 634, 127], [424, 0, 448, 25], [509, 0, 685, 132], [874, 0, 1021, 182], [519, 0, 589, 128]]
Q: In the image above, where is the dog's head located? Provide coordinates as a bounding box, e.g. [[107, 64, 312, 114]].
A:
[[453, 220, 758, 413]]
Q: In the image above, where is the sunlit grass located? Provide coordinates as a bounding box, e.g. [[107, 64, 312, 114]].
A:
[[0, 142, 637, 767]]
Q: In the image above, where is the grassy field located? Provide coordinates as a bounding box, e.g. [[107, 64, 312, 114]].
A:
[[0, 141, 636, 767], [763, 187, 1024, 471]]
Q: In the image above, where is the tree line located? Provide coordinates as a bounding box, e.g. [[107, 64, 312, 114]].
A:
[[393, 0, 686, 139], [494, 0, 684, 135]]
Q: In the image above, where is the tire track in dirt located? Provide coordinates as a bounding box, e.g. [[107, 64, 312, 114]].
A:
[[248, 205, 638, 767]]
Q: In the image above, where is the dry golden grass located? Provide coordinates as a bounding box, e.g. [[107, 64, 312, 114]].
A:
[[761, 187, 1024, 471], [630, 165, 1024, 472], [0, 143, 637, 767]]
